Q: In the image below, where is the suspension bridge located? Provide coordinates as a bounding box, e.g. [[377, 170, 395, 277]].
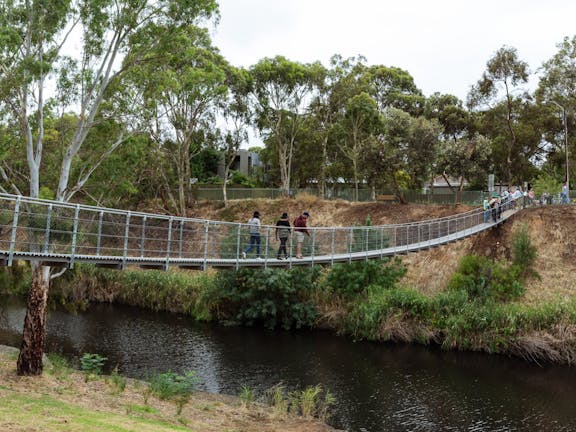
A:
[[0, 193, 516, 271]]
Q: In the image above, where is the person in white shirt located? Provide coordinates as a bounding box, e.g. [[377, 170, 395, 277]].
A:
[[242, 211, 261, 258]]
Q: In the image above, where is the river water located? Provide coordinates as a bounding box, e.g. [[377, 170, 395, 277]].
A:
[[1, 298, 575, 432]]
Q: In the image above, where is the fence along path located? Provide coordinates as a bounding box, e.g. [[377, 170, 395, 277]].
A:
[[0, 193, 516, 271]]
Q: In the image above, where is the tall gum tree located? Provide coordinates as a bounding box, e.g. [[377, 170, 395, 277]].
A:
[[250, 56, 316, 196], [0, 0, 218, 375], [126, 24, 229, 216], [536, 35, 576, 188], [467, 45, 529, 187]]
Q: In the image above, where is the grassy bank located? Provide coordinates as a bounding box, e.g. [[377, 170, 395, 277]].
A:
[[0, 347, 336, 432], [37, 253, 576, 365]]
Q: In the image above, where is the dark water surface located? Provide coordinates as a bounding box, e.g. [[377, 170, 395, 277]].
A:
[[1, 298, 575, 432]]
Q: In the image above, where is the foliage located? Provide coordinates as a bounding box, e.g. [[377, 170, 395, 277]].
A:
[[108, 367, 127, 394], [148, 371, 200, 415], [511, 224, 538, 277], [80, 353, 107, 380], [324, 259, 406, 300], [0, 264, 31, 296], [52, 265, 217, 321], [435, 134, 493, 190], [531, 170, 562, 197], [238, 384, 255, 407], [340, 281, 576, 363], [447, 255, 524, 302], [212, 267, 320, 329], [227, 170, 255, 187], [264, 384, 335, 421]]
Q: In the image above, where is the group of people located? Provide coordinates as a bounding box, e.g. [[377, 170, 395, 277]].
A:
[[241, 210, 310, 260], [482, 183, 566, 223]]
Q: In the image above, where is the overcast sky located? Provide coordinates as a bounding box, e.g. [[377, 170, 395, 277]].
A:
[[211, 0, 576, 101]]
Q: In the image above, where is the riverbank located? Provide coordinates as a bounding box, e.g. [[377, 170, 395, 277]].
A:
[[0, 345, 337, 432]]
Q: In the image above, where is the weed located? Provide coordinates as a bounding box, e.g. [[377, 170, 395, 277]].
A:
[[512, 224, 538, 277], [108, 366, 126, 394], [80, 353, 107, 381], [46, 353, 73, 380], [125, 404, 158, 415], [300, 385, 322, 417], [149, 371, 200, 415], [238, 384, 255, 407], [324, 259, 406, 300], [267, 383, 289, 417]]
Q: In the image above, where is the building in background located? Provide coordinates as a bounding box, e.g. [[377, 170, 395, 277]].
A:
[[217, 149, 263, 180]]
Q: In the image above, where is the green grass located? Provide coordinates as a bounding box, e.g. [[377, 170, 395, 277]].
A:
[[0, 393, 191, 432]]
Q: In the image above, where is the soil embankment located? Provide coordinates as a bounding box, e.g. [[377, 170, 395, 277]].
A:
[[178, 197, 576, 306]]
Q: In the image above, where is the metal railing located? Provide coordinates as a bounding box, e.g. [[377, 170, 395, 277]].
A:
[[0, 193, 517, 270]]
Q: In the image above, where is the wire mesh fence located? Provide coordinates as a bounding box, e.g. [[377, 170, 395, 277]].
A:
[[0, 193, 518, 269]]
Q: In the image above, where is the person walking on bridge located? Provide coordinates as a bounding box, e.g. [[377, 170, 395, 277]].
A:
[[293, 211, 310, 259], [275, 212, 291, 259], [242, 211, 261, 259]]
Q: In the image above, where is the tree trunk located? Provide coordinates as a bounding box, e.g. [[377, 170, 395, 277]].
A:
[[17, 263, 50, 376]]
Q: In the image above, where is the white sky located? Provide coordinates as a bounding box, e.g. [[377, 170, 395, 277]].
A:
[[211, 0, 576, 101]]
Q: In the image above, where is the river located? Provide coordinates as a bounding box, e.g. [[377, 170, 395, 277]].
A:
[[1, 297, 575, 432]]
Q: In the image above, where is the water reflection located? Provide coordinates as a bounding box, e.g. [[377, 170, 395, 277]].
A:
[[1, 298, 575, 432]]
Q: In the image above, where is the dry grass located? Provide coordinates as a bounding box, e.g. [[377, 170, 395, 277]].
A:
[[509, 322, 576, 365], [182, 198, 576, 306], [0, 348, 336, 432]]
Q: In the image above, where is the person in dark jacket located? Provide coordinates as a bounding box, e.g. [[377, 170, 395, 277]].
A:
[[293, 211, 310, 259], [275, 212, 291, 259]]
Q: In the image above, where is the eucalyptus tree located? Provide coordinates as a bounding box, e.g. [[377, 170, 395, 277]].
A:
[[373, 108, 413, 202], [249, 56, 317, 195], [467, 45, 529, 186], [366, 108, 440, 201], [305, 55, 367, 197], [338, 92, 382, 201], [126, 24, 229, 215], [362, 65, 425, 116], [220, 67, 252, 207], [0, 0, 218, 375], [536, 35, 576, 188], [407, 116, 443, 189], [435, 134, 493, 191], [424, 92, 473, 142]]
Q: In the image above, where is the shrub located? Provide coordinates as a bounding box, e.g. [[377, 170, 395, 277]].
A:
[[80, 353, 107, 381], [212, 267, 319, 329], [448, 255, 525, 302], [324, 259, 406, 300], [512, 224, 537, 277], [149, 371, 200, 415]]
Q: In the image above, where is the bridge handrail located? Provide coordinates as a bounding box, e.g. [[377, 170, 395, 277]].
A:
[[0, 193, 516, 269], [0, 192, 488, 230]]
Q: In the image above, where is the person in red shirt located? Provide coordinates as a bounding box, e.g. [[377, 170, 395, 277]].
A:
[[293, 211, 310, 259]]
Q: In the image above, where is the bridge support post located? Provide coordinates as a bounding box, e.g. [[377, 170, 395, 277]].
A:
[[122, 211, 131, 270], [8, 196, 21, 267], [43, 204, 52, 254], [165, 216, 173, 271], [70, 205, 80, 268]]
